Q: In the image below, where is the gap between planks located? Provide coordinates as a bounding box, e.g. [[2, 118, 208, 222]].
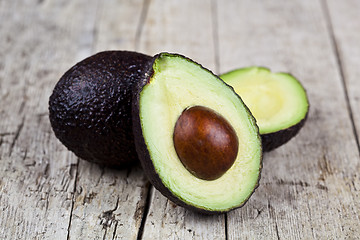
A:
[[321, 0, 360, 156]]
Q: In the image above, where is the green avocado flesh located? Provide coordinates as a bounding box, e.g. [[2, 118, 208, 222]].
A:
[[137, 54, 262, 212], [220, 67, 309, 135]]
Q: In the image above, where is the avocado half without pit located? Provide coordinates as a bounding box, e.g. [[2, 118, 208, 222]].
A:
[[132, 53, 262, 213], [220, 67, 309, 151]]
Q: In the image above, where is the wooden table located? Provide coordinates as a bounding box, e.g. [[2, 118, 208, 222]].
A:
[[1, 0, 359, 239]]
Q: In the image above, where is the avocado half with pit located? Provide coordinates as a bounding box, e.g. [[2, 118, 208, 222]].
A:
[[132, 53, 262, 213], [49, 51, 152, 168], [220, 67, 309, 151]]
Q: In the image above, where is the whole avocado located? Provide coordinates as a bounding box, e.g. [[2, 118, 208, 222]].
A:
[[49, 51, 152, 168]]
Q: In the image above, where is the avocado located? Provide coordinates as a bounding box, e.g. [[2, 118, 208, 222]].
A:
[[220, 67, 309, 151], [132, 53, 262, 213], [49, 51, 152, 168]]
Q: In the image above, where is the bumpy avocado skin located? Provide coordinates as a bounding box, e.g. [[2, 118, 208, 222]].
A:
[[132, 53, 262, 214], [49, 51, 152, 168]]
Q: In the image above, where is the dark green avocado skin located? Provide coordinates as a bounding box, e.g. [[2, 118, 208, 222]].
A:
[[261, 73, 309, 152], [49, 51, 152, 168], [132, 53, 262, 214], [262, 112, 308, 151]]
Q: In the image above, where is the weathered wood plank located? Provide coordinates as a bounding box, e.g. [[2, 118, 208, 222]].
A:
[[0, 0, 99, 239], [65, 0, 151, 240], [137, 0, 218, 69], [327, 0, 360, 153], [137, 0, 226, 239], [68, 164, 149, 240], [94, 0, 149, 51], [1, 0, 359, 239], [325, 0, 360, 235], [216, 0, 360, 239]]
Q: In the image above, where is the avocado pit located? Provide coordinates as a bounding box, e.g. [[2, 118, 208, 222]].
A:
[[173, 105, 239, 180]]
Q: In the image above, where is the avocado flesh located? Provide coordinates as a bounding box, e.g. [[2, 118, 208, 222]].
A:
[[221, 67, 309, 151], [135, 54, 262, 212]]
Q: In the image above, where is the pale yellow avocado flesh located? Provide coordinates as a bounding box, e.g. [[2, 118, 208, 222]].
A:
[[139, 54, 262, 212], [221, 67, 308, 135]]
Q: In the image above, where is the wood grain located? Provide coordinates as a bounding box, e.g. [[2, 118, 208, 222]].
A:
[[0, 0, 98, 238], [326, 0, 360, 152], [66, 0, 150, 239], [217, 0, 360, 239], [138, 0, 218, 69], [0, 0, 359, 239], [138, 0, 226, 239]]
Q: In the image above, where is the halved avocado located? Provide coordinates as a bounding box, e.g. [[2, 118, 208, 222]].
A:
[[49, 51, 152, 168], [132, 53, 262, 213], [220, 67, 309, 151]]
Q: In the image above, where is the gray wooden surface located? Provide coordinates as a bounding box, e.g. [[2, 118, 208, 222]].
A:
[[0, 0, 359, 239]]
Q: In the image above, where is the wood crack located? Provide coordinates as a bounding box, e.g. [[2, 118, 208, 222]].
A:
[[8, 116, 25, 157], [224, 213, 228, 240], [318, 152, 333, 180], [95, 165, 105, 186], [275, 179, 310, 187], [320, 4, 360, 223], [44, 191, 50, 214], [321, 0, 360, 156], [136, 184, 152, 240], [18, 97, 26, 114], [274, 220, 280, 240], [306, 201, 316, 239], [100, 196, 119, 230], [91, 0, 101, 52], [111, 220, 119, 240], [211, 0, 220, 73], [134, 0, 151, 51], [66, 160, 79, 240], [102, 228, 108, 240], [0, 132, 14, 137], [352, 180, 358, 191], [268, 200, 280, 240], [254, 207, 264, 219]]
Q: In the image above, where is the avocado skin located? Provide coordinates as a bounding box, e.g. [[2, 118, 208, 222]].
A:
[[49, 51, 153, 168], [132, 53, 262, 214], [260, 72, 309, 152], [262, 112, 308, 151]]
